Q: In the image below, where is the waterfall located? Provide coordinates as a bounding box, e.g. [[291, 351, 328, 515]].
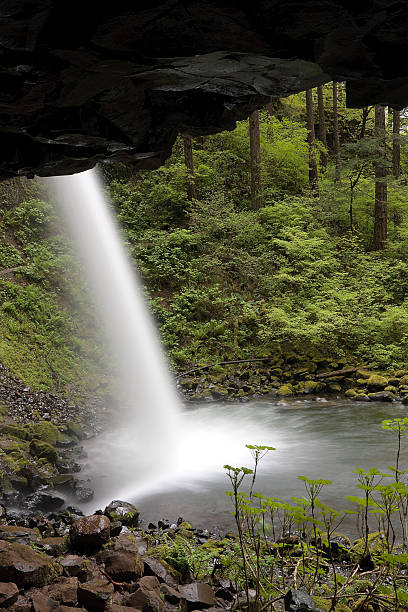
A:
[[46, 169, 181, 507]]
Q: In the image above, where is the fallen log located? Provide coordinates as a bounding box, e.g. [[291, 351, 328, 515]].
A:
[[316, 367, 364, 379], [177, 357, 274, 379]]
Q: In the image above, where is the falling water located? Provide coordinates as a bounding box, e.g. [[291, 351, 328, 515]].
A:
[[46, 169, 181, 506]]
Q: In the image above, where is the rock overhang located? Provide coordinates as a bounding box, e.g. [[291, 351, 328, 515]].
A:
[[0, 1, 408, 178]]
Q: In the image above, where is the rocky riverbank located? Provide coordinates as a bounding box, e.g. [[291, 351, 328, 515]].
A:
[[177, 359, 408, 404], [0, 498, 377, 612]]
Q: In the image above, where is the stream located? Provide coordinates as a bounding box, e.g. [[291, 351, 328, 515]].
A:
[[81, 396, 408, 533]]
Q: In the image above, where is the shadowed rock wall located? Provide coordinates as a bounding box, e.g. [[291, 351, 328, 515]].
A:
[[1, 1, 408, 177]]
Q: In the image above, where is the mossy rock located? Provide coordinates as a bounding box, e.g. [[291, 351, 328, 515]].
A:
[[31, 422, 60, 446], [384, 385, 398, 394], [327, 382, 342, 393], [314, 597, 351, 612], [356, 369, 372, 379], [29, 439, 58, 465], [345, 388, 358, 398], [366, 374, 388, 391], [276, 384, 293, 397], [0, 424, 29, 441], [304, 380, 323, 394], [351, 532, 386, 562], [399, 374, 408, 386]]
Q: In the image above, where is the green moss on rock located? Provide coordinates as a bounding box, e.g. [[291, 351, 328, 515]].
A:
[[345, 389, 358, 398], [0, 424, 29, 441], [366, 375, 388, 390], [31, 421, 60, 446], [276, 384, 293, 397], [29, 439, 58, 465]]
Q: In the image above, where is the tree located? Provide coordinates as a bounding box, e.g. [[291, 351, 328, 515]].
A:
[[392, 108, 401, 179], [332, 82, 341, 182], [248, 109, 263, 209], [183, 134, 196, 200], [306, 89, 319, 194], [317, 85, 328, 167], [373, 105, 387, 250]]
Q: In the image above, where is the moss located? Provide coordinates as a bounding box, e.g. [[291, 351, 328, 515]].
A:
[[31, 421, 60, 446], [356, 369, 372, 379], [399, 374, 408, 386], [29, 439, 58, 465], [345, 388, 358, 398], [327, 382, 342, 393], [384, 385, 398, 393], [366, 374, 388, 390], [276, 384, 293, 397], [0, 424, 29, 440]]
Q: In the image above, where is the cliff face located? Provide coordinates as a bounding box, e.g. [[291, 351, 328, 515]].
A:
[[1, 1, 407, 178]]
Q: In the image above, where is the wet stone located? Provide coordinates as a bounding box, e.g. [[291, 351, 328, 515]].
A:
[[70, 514, 110, 550], [178, 583, 215, 609]]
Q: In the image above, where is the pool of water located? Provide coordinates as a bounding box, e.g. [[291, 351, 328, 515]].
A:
[[81, 396, 408, 533]]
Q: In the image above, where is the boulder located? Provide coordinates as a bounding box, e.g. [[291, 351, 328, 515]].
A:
[[366, 375, 388, 391], [46, 577, 78, 606], [0, 581, 19, 607], [127, 576, 164, 612], [284, 589, 323, 612], [29, 439, 59, 465], [143, 557, 179, 587], [78, 579, 114, 611], [58, 555, 85, 579], [161, 583, 182, 605], [30, 591, 59, 612], [104, 500, 139, 527], [104, 548, 144, 582], [0, 525, 41, 545], [178, 583, 215, 609], [0, 540, 62, 587], [368, 391, 395, 402], [70, 514, 111, 550], [276, 384, 293, 397], [40, 537, 69, 557]]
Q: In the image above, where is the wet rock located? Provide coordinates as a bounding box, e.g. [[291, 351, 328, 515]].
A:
[[284, 589, 323, 612], [73, 485, 94, 503], [104, 500, 140, 527], [0, 540, 62, 587], [143, 557, 179, 587], [178, 583, 215, 609], [46, 577, 78, 606], [0, 525, 41, 545], [78, 579, 114, 611], [70, 514, 110, 550], [352, 394, 371, 402], [127, 576, 164, 612], [26, 490, 65, 513], [0, 581, 19, 607], [368, 391, 395, 402]]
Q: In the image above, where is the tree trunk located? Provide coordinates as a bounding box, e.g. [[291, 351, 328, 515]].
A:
[[183, 134, 196, 200], [317, 85, 328, 167], [373, 105, 387, 250], [360, 107, 370, 140], [332, 82, 341, 182], [249, 109, 263, 210], [306, 89, 319, 194], [392, 108, 401, 179]]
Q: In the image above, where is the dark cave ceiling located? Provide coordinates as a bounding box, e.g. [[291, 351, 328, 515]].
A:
[[1, 1, 408, 177]]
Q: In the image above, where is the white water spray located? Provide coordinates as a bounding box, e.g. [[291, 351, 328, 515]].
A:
[[46, 169, 181, 506]]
